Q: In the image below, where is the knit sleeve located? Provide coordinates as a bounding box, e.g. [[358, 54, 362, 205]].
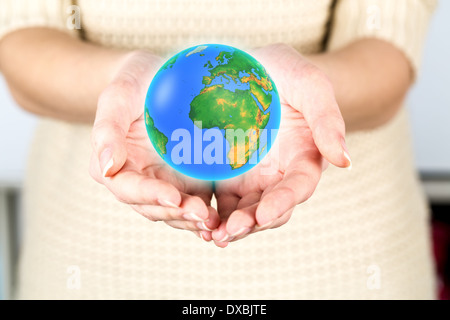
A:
[[0, 0, 77, 40], [327, 0, 437, 75]]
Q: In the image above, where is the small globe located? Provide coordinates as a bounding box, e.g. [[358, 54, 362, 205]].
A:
[[144, 44, 281, 181]]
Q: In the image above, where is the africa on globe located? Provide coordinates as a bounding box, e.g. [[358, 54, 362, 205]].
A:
[[144, 44, 281, 181]]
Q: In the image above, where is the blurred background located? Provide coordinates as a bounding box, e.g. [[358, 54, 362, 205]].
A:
[[1, 2, 449, 300]]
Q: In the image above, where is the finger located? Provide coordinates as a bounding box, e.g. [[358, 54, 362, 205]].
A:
[[184, 188, 220, 230], [211, 220, 229, 244], [201, 206, 221, 231], [193, 231, 213, 242], [163, 209, 218, 232], [198, 231, 213, 242], [224, 192, 261, 236], [131, 192, 212, 221], [291, 66, 351, 169], [165, 220, 202, 232], [178, 193, 211, 222], [212, 193, 260, 243], [227, 207, 294, 243], [213, 240, 229, 248], [211, 193, 240, 241], [134, 204, 219, 233], [92, 82, 140, 178], [104, 170, 182, 206], [321, 158, 330, 171], [191, 206, 221, 231], [215, 193, 241, 220], [202, 231, 213, 241], [225, 203, 258, 239], [308, 108, 351, 169], [131, 204, 181, 221], [133, 195, 220, 236], [254, 207, 294, 231], [89, 151, 106, 183], [256, 150, 322, 227]]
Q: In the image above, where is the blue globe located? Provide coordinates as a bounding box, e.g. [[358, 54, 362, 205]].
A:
[[144, 44, 281, 181]]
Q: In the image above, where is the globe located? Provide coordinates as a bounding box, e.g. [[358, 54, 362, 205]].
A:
[[144, 44, 281, 181]]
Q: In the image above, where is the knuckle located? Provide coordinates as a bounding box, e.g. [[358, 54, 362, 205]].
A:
[[282, 186, 298, 202], [102, 74, 140, 99], [115, 74, 140, 94]]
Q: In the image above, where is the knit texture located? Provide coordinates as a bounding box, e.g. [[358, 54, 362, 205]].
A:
[[1, 0, 437, 299]]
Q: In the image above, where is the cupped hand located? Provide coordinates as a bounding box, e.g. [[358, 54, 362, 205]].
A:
[[90, 50, 220, 238], [211, 43, 352, 247]]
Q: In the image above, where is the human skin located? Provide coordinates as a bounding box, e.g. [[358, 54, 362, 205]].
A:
[[0, 28, 412, 246]]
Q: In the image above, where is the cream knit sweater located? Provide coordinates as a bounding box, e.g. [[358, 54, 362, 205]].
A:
[[1, 0, 437, 299]]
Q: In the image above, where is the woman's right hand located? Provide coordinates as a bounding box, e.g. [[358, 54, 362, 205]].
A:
[[89, 50, 219, 240]]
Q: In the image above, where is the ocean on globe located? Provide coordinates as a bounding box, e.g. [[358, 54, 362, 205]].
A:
[[144, 44, 281, 181]]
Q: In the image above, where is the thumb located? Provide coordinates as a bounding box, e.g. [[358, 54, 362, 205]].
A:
[[307, 108, 352, 170], [91, 80, 138, 178], [289, 65, 352, 169], [92, 118, 129, 178]]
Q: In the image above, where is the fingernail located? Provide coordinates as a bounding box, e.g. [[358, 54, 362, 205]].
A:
[[341, 139, 352, 171], [183, 213, 205, 222], [218, 234, 234, 242], [100, 148, 114, 177], [230, 227, 251, 238], [159, 199, 179, 208], [343, 151, 352, 171], [199, 233, 209, 242], [197, 221, 213, 231], [257, 220, 273, 229]]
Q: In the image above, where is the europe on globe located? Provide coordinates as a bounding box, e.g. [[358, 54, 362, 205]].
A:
[[144, 44, 281, 180]]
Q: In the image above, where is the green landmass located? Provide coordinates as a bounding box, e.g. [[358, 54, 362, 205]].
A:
[[145, 110, 168, 157], [189, 49, 276, 169], [161, 52, 181, 70], [186, 45, 208, 57], [203, 61, 213, 69], [189, 84, 270, 169]]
